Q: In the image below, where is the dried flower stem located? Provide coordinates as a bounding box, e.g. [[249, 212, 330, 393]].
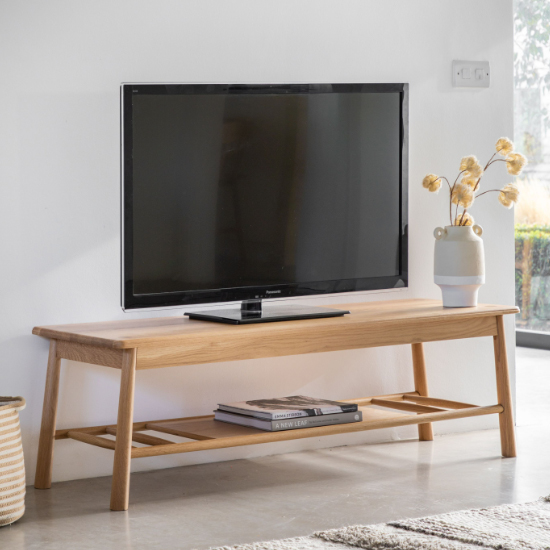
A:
[[472, 149, 505, 192], [484, 150, 500, 170], [440, 176, 452, 192], [439, 176, 453, 224], [449, 171, 467, 224], [475, 189, 500, 198], [452, 170, 467, 187], [486, 158, 506, 167]]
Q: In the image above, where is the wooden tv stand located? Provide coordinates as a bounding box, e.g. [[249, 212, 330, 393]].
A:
[[32, 299, 518, 511]]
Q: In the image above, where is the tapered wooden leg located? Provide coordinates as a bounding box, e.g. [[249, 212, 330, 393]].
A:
[[110, 348, 137, 511], [412, 342, 433, 441], [35, 340, 61, 489], [493, 316, 517, 458]]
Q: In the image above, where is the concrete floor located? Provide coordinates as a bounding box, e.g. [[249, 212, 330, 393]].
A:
[[2, 347, 549, 550]]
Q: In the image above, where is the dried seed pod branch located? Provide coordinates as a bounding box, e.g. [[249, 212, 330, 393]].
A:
[[422, 137, 525, 225]]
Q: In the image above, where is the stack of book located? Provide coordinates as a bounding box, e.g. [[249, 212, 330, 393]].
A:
[[214, 395, 362, 432]]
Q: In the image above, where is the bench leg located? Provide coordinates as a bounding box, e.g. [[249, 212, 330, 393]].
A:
[[412, 342, 433, 441], [35, 340, 61, 489], [493, 316, 517, 458], [110, 348, 137, 511]]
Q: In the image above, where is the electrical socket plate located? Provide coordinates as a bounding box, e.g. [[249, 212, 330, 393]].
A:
[[452, 60, 490, 88]]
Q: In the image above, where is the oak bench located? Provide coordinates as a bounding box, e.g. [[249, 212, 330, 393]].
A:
[[32, 298, 518, 511]]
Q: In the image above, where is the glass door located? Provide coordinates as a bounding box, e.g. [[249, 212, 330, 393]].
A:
[[514, 0, 550, 348]]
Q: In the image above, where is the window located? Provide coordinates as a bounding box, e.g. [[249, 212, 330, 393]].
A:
[[514, 0, 550, 346]]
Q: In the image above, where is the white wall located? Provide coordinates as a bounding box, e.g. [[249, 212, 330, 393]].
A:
[[0, 0, 515, 485]]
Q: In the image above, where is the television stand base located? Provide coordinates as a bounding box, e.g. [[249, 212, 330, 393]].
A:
[[185, 303, 350, 324]]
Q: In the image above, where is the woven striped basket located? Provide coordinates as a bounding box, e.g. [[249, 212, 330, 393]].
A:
[[0, 397, 25, 527]]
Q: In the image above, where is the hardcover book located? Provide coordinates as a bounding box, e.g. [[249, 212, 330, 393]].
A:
[[214, 409, 363, 432], [217, 395, 358, 420]]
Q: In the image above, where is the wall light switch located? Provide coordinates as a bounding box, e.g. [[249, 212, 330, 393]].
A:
[[453, 60, 490, 88]]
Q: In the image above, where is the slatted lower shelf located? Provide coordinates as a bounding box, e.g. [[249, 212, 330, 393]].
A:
[[56, 392, 503, 459]]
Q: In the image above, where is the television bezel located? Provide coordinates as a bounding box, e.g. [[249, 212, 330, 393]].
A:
[[121, 82, 409, 310]]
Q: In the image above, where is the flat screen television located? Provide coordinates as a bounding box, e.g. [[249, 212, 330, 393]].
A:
[[122, 83, 408, 322]]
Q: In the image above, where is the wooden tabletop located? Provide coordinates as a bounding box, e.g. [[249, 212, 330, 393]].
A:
[[33, 299, 518, 351]]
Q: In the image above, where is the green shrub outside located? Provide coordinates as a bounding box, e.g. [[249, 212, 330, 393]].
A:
[[515, 224, 550, 277], [515, 224, 550, 321]]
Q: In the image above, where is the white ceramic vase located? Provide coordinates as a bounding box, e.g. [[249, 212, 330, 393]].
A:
[[433, 225, 485, 307]]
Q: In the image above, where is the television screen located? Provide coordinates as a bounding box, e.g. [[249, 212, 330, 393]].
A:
[[122, 84, 408, 309]]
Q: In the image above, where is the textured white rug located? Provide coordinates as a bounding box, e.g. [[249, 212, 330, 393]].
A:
[[212, 496, 550, 550]]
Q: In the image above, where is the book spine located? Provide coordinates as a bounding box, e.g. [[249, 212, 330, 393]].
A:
[[269, 405, 358, 420], [270, 411, 362, 431], [270, 410, 313, 420]]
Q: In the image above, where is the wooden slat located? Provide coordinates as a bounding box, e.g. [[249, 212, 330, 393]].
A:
[[56, 340, 123, 369], [32, 300, 517, 351], [131, 433, 175, 446], [341, 392, 413, 405], [67, 431, 119, 451], [55, 414, 214, 440], [403, 394, 476, 409], [105, 427, 173, 446], [145, 421, 215, 441], [130, 404, 504, 459], [56, 424, 130, 439], [371, 398, 446, 414]]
